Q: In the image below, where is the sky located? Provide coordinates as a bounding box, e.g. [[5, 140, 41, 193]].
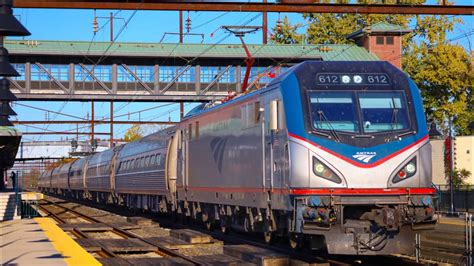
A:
[[8, 2, 474, 144]]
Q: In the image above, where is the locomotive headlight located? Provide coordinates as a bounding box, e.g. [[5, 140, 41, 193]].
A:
[[315, 163, 325, 174], [313, 157, 342, 184], [405, 162, 416, 174], [392, 157, 417, 183]]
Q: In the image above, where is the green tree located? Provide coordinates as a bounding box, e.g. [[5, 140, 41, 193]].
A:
[[450, 168, 472, 189], [270, 16, 303, 44], [123, 125, 143, 142], [270, 2, 472, 133], [403, 15, 473, 135]]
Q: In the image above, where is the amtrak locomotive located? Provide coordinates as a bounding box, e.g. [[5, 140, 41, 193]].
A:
[[39, 61, 436, 255]]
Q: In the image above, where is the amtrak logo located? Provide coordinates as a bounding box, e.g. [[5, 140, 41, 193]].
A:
[[210, 137, 228, 173], [352, 152, 376, 163]]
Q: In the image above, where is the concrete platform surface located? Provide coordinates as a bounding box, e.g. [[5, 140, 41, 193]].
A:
[[0, 218, 100, 266], [0, 218, 67, 265]]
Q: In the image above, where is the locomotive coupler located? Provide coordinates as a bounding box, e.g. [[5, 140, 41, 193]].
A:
[[360, 207, 401, 231]]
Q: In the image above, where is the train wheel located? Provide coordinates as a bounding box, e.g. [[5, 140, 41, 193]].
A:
[[263, 231, 274, 244], [289, 233, 303, 250], [220, 218, 229, 234], [205, 220, 213, 231]]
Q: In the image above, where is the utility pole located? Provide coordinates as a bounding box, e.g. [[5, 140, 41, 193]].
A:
[[448, 117, 456, 215], [110, 12, 113, 42], [110, 101, 114, 147], [91, 100, 95, 144], [179, 11, 183, 43], [93, 10, 124, 42], [179, 10, 184, 120], [262, 0, 267, 44]]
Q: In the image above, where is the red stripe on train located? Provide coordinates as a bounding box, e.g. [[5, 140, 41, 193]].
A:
[[177, 186, 435, 195], [290, 188, 436, 195], [288, 132, 429, 168]]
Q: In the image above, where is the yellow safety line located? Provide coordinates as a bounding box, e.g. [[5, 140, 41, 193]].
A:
[[438, 218, 474, 227], [35, 217, 101, 266]]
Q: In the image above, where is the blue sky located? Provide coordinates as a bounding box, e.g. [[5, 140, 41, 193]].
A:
[[9, 4, 473, 143]]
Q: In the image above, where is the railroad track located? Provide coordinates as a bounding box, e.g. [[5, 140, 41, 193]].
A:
[[38, 194, 426, 265], [39, 198, 206, 265], [417, 221, 472, 265]]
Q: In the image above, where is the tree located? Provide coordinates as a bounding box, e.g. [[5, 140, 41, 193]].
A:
[[270, 1, 472, 133], [403, 15, 473, 135], [270, 16, 304, 44], [451, 168, 472, 189], [123, 125, 143, 142], [45, 158, 77, 171]]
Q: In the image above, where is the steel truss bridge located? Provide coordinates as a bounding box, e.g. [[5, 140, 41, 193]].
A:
[[5, 40, 376, 102]]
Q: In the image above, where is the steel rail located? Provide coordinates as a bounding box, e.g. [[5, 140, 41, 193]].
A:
[[39, 197, 204, 265], [13, 1, 474, 15], [38, 200, 121, 258]]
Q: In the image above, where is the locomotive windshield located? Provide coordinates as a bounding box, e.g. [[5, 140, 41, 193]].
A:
[[309, 91, 410, 135]]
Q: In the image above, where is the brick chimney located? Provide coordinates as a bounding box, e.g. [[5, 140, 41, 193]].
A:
[[347, 22, 411, 69]]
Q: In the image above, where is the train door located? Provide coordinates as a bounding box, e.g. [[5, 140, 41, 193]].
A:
[[165, 129, 181, 208], [82, 158, 89, 196], [109, 146, 122, 197], [263, 96, 285, 204]]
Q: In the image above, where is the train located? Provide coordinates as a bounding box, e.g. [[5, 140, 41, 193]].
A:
[[39, 61, 437, 255]]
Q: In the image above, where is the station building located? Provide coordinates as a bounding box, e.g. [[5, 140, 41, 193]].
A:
[[431, 136, 474, 189]]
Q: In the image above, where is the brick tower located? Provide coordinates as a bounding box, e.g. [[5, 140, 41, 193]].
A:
[[347, 22, 411, 69]]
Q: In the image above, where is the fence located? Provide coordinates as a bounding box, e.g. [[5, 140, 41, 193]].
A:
[[434, 185, 474, 214]]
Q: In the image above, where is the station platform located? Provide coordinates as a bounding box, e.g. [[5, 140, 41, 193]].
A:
[[0, 217, 100, 265], [438, 215, 473, 227]]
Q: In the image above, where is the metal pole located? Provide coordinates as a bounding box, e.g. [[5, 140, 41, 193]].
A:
[[260, 108, 266, 191], [449, 118, 455, 214], [91, 100, 95, 143], [415, 233, 420, 262], [180, 102, 184, 120], [110, 101, 114, 147], [179, 11, 183, 43], [110, 12, 113, 42], [262, 0, 267, 44], [467, 213, 472, 266]]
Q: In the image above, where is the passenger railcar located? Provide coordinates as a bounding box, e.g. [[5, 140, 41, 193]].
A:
[[39, 61, 436, 255]]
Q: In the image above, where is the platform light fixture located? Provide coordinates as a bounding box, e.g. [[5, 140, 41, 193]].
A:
[[0, 0, 30, 127]]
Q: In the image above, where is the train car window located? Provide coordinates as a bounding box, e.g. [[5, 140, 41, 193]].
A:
[[150, 155, 156, 165], [376, 36, 384, 45], [358, 91, 410, 133], [156, 154, 161, 166], [195, 121, 199, 139], [386, 36, 394, 45], [188, 123, 193, 139], [145, 156, 151, 167], [241, 103, 259, 129]]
